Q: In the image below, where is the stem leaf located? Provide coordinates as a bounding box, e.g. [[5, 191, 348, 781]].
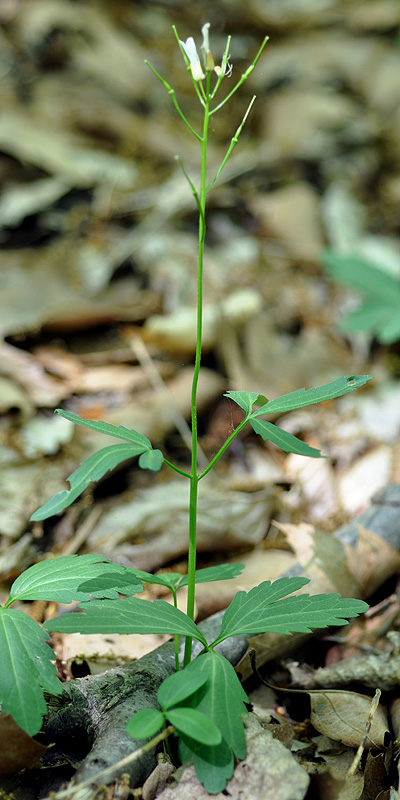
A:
[[55, 410, 152, 449], [30, 444, 148, 521], [177, 563, 245, 589], [224, 390, 259, 415], [7, 555, 142, 605], [250, 418, 323, 457], [138, 449, 164, 471], [44, 597, 207, 644], [251, 375, 373, 416], [214, 578, 368, 642]]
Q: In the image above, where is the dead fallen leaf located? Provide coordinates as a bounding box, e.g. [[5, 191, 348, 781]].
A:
[[0, 712, 48, 777], [308, 690, 389, 750]]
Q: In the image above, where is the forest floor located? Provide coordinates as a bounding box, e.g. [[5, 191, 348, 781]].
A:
[[1, 0, 400, 797]]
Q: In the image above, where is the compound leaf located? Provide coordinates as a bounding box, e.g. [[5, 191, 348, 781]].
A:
[[55, 410, 152, 449], [251, 375, 372, 416], [250, 418, 322, 457], [0, 607, 63, 736], [126, 709, 164, 740], [177, 651, 248, 792], [183, 651, 248, 758], [7, 555, 142, 605], [45, 597, 207, 644], [213, 579, 368, 643], [30, 444, 146, 521], [224, 391, 259, 415]]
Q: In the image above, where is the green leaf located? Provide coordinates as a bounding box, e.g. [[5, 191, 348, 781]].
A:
[[340, 301, 400, 344], [177, 563, 245, 589], [168, 708, 221, 745], [251, 375, 373, 416], [30, 444, 146, 521], [322, 251, 400, 344], [55, 409, 152, 449], [213, 579, 368, 643], [126, 570, 183, 591], [177, 651, 248, 792], [0, 607, 63, 736], [44, 597, 208, 644], [253, 394, 269, 407], [138, 449, 163, 471], [158, 670, 208, 710], [179, 736, 234, 794], [77, 571, 143, 598], [224, 391, 259, 415], [249, 418, 323, 457], [182, 651, 248, 758], [322, 251, 400, 306], [126, 708, 164, 740], [7, 555, 142, 605]]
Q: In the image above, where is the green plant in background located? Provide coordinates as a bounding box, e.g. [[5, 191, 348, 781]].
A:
[[0, 25, 372, 794], [322, 249, 400, 344]]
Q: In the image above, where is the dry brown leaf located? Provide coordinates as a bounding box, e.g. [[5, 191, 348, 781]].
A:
[[0, 713, 48, 777], [308, 690, 389, 750]]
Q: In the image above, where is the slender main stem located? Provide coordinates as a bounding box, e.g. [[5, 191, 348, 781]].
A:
[[184, 74, 211, 667]]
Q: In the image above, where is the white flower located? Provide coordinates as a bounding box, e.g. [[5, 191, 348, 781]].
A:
[[201, 22, 214, 71], [180, 36, 205, 81]]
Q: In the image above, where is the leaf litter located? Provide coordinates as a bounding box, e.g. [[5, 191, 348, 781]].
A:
[[1, 0, 400, 797]]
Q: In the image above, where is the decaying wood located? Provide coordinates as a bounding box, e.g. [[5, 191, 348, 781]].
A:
[[32, 485, 400, 797]]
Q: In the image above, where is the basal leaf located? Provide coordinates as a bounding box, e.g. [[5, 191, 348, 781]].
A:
[[0, 607, 63, 736], [250, 418, 322, 457], [182, 651, 248, 758], [179, 735, 234, 794], [224, 391, 259, 415], [168, 708, 221, 745], [177, 651, 248, 792], [126, 708, 164, 740], [158, 670, 208, 710], [45, 597, 207, 644], [55, 410, 152, 449], [30, 444, 145, 521], [214, 580, 368, 642], [177, 563, 245, 589], [7, 555, 142, 605], [138, 449, 163, 471], [251, 375, 373, 416]]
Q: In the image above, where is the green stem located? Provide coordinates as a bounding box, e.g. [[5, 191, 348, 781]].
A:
[[210, 36, 269, 115], [184, 72, 211, 668], [198, 417, 249, 480], [163, 458, 191, 479], [206, 96, 256, 194], [145, 61, 202, 141]]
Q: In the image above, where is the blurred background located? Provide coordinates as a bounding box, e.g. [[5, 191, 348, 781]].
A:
[[1, 0, 400, 578]]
